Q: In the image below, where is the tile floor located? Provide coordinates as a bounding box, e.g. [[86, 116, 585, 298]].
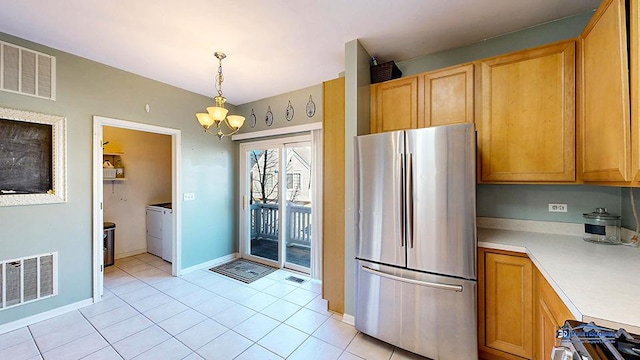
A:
[[0, 253, 428, 360]]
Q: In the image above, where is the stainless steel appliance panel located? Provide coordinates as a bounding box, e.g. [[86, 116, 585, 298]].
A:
[[405, 124, 476, 279], [355, 260, 478, 359], [355, 131, 406, 267]]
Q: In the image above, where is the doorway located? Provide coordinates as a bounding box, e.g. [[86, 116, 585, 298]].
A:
[[92, 116, 181, 301], [239, 134, 316, 275]]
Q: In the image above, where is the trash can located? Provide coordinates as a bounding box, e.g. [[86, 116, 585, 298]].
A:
[[103, 222, 115, 267]]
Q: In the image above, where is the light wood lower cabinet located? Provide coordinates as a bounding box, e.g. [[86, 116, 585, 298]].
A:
[[534, 267, 575, 360], [479, 248, 576, 360], [479, 248, 534, 359]]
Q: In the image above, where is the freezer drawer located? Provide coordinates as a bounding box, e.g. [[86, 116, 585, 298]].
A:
[[355, 260, 478, 360]]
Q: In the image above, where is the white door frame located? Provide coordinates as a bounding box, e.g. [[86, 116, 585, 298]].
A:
[[239, 135, 313, 273], [92, 116, 182, 302]]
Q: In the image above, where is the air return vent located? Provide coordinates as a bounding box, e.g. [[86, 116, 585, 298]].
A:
[[1, 40, 56, 100], [1, 252, 57, 310]]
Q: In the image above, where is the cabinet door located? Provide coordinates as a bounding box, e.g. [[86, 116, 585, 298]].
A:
[[370, 77, 418, 133], [423, 63, 474, 127], [322, 77, 345, 314], [479, 41, 575, 182], [631, 0, 640, 181], [534, 269, 575, 360], [482, 251, 533, 359], [579, 0, 631, 181]]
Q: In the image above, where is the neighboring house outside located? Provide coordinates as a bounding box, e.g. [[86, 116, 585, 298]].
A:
[[249, 147, 311, 205]]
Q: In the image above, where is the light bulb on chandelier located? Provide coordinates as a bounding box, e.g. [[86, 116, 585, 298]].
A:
[[195, 52, 245, 139]]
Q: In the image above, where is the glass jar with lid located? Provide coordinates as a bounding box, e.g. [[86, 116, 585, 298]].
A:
[[582, 208, 621, 244]]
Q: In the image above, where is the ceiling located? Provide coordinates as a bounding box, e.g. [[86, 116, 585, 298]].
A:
[[0, 0, 600, 105]]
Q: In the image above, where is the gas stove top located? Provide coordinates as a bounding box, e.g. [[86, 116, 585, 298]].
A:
[[553, 320, 640, 359]]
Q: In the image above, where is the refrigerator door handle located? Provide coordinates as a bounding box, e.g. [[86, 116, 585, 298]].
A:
[[361, 265, 463, 292], [399, 153, 405, 247], [406, 153, 414, 248]]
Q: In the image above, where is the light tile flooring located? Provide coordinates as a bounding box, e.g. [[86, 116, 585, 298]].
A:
[[0, 253, 428, 360]]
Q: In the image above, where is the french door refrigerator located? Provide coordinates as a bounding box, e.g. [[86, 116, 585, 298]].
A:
[[354, 123, 477, 359]]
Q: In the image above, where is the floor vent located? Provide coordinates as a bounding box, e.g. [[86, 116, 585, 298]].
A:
[[1, 252, 57, 310], [1, 40, 56, 100], [285, 276, 306, 284]]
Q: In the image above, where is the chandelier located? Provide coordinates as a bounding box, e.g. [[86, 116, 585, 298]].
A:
[[195, 52, 245, 139]]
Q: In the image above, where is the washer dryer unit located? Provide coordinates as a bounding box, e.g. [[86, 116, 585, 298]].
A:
[[145, 203, 173, 262]]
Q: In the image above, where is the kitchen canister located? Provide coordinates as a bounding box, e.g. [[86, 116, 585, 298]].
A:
[[582, 207, 621, 244]]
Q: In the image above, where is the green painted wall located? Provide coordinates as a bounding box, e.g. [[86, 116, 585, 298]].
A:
[[621, 188, 640, 230], [397, 11, 594, 76], [0, 32, 237, 325], [235, 84, 322, 134], [344, 39, 371, 316], [478, 185, 622, 223]]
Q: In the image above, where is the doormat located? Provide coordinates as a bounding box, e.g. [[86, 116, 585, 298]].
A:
[[210, 259, 276, 284]]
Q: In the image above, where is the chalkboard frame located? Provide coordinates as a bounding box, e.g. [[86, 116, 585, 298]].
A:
[[0, 106, 66, 206]]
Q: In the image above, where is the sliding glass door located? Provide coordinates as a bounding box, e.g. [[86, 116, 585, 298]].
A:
[[240, 135, 313, 274]]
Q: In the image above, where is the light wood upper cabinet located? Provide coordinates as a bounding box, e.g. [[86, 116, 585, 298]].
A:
[[579, 0, 631, 182], [423, 63, 474, 127], [478, 40, 576, 183], [479, 248, 534, 359], [322, 77, 345, 314], [370, 77, 418, 133], [534, 268, 575, 360], [631, 0, 640, 182], [370, 63, 474, 133]]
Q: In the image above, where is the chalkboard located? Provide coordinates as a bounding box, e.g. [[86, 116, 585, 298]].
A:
[[0, 118, 53, 195]]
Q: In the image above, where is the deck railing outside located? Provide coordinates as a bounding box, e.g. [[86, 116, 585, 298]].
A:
[[250, 202, 311, 247]]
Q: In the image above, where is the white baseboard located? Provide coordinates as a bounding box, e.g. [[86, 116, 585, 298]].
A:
[[0, 298, 93, 335], [179, 253, 239, 275], [115, 249, 147, 259], [342, 313, 355, 326]]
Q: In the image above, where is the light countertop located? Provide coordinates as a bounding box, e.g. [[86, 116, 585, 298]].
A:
[[478, 221, 640, 333]]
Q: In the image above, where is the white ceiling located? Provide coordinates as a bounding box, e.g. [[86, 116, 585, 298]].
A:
[[0, 0, 599, 105]]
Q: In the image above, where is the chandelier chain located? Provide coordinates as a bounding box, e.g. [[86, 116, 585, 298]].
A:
[[216, 61, 224, 97]]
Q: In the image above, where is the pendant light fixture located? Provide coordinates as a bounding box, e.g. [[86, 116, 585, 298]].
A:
[[195, 52, 245, 139]]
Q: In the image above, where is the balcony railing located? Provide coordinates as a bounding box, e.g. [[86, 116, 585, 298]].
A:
[[250, 202, 311, 247]]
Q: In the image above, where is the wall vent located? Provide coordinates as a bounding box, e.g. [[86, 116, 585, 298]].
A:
[[1, 40, 56, 100], [1, 252, 58, 310]]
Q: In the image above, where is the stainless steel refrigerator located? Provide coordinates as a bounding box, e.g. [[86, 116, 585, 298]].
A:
[[354, 123, 477, 359]]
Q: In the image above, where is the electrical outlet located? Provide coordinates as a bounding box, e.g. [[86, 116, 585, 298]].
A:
[[184, 193, 195, 201], [548, 203, 567, 213]]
